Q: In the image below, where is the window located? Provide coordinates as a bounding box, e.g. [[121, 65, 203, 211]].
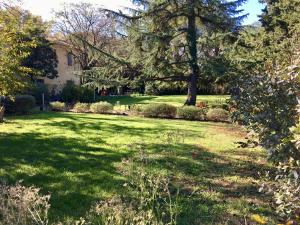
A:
[[67, 52, 73, 66]]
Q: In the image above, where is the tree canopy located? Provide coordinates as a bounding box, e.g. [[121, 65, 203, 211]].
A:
[[0, 4, 58, 96], [0, 6, 37, 96], [54, 3, 116, 71], [21, 12, 58, 79], [77, 0, 247, 105]]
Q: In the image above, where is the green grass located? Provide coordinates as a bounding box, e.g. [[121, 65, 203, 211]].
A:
[[97, 95, 229, 106], [0, 112, 274, 224]]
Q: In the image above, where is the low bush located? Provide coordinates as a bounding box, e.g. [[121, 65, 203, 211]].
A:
[[129, 104, 144, 115], [0, 182, 50, 225], [73, 102, 90, 113], [50, 101, 65, 112], [90, 102, 113, 114], [210, 102, 230, 111], [142, 103, 177, 118], [206, 108, 229, 122], [14, 95, 36, 114], [177, 106, 206, 121]]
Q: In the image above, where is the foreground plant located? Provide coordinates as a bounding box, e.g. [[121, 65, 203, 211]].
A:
[[85, 143, 180, 225], [0, 181, 50, 225], [260, 159, 300, 222]]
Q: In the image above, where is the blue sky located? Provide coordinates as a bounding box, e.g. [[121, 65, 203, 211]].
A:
[[22, 0, 265, 25], [242, 0, 266, 25]]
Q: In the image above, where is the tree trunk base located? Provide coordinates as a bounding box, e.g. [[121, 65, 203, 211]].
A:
[[185, 74, 197, 106], [0, 106, 5, 123]]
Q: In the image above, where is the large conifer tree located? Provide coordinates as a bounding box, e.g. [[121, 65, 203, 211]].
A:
[[125, 0, 246, 104], [79, 0, 246, 105]]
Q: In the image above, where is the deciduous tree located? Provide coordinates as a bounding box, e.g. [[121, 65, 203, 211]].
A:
[[0, 6, 37, 97], [54, 3, 116, 71]]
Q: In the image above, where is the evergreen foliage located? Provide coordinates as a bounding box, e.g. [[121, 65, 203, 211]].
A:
[[79, 0, 247, 105], [20, 12, 58, 79]]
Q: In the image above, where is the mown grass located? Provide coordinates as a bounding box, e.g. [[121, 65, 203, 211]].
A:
[[97, 95, 229, 106], [0, 112, 274, 224]]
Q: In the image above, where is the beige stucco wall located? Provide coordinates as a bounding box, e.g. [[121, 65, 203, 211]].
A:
[[44, 43, 81, 94]]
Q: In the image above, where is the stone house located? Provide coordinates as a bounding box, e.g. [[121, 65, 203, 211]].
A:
[[43, 41, 81, 94]]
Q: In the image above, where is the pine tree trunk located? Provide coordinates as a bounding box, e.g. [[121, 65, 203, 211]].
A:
[[0, 106, 4, 123], [184, 0, 199, 106], [186, 74, 197, 105]]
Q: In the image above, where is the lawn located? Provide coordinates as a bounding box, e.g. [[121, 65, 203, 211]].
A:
[[97, 95, 229, 106], [0, 112, 274, 224]]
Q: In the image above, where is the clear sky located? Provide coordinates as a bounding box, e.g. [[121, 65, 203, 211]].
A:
[[242, 0, 266, 25], [21, 0, 265, 25]]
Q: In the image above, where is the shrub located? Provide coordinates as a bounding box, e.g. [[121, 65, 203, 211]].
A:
[[206, 108, 229, 122], [61, 81, 78, 103], [90, 102, 113, 114], [233, 74, 299, 161], [210, 102, 230, 111], [142, 103, 177, 118], [260, 158, 300, 221], [61, 81, 94, 103], [73, 102, 90, 113], [30, 83, 50, 106], [50, 101, 65, 112], [177, 106, 205, 121], [14, 95, 36, 114], [129, 104, 143, 115], [0, 182, 50, 225], [79, 87, 94, 103]]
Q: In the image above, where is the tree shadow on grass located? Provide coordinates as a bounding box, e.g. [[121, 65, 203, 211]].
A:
[[143, 143, 275, 224], [36, 116, 203, 141], [0, 113, 274, 224], [0, 132, 128, 221]]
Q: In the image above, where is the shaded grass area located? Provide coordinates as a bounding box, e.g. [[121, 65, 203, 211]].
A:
[[97, 95, 229, 106], [0, 112, 274, 224]]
